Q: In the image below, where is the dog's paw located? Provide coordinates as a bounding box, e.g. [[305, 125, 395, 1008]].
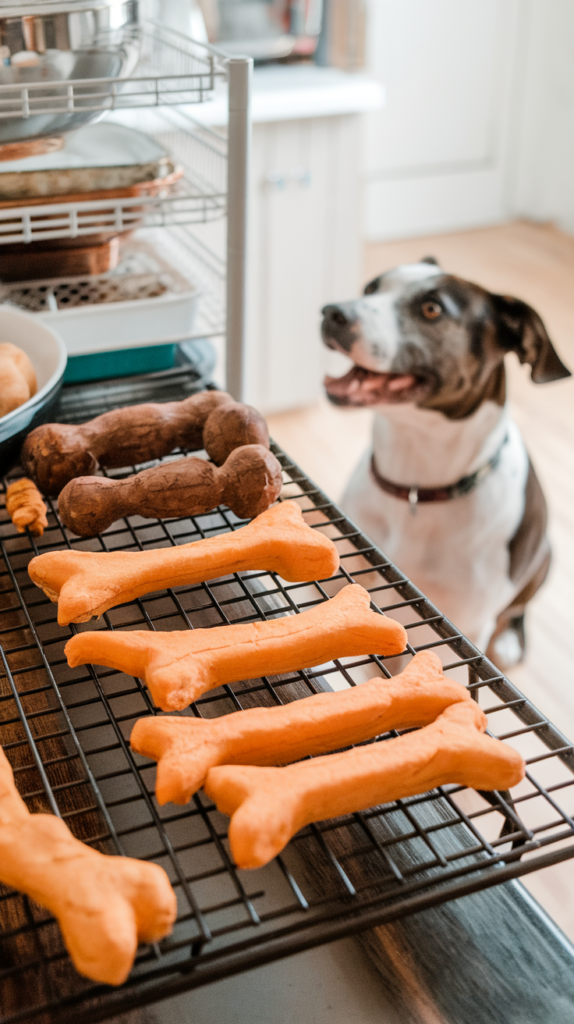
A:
[[488, 626, 525, 671]]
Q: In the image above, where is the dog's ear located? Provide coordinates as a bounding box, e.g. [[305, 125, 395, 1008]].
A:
[[491, 294, 571, 384], [363, 275, 381, 295], [421, 256, 440, 266]]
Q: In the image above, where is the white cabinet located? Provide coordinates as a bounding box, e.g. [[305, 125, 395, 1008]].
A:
[[245, 112, 362, 412], [185, 65, 383, 413]]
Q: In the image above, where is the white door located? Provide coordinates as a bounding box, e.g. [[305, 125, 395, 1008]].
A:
[[363, 0, 521, 240]]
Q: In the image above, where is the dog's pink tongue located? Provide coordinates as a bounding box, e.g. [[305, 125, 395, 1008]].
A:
[[324, 367, 416, 405], [387, 374, 416, 392]]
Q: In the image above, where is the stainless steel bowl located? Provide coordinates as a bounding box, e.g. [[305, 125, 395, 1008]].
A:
[[0, 0, 140, 146]]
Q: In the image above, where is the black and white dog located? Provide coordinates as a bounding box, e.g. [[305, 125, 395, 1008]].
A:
[[322, 258, 571, 667]]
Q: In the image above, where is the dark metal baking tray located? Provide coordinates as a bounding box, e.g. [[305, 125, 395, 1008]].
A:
[[1, 371, 574, 1023]]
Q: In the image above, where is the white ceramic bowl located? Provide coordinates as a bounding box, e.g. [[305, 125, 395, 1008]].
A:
[[0, 306, 67, 471]]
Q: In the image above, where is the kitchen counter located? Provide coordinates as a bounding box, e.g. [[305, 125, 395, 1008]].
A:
[[142, 936, 404, 1024], [138, 880, 574, 1024], [182, 63, 385, 126]]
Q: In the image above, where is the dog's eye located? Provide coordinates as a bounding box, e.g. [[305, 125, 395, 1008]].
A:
[[421, 300, 443, 320]]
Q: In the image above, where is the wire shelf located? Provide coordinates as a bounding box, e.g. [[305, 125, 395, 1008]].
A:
[[0, 228, 226, 344], [139, 224, 226, 340], [1, 374, 574, 1023], [0, 22, 227, 122], [0, 106, 228, 246]]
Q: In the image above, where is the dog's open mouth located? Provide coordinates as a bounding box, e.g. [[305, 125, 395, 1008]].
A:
[[324, 366, 422, 406]]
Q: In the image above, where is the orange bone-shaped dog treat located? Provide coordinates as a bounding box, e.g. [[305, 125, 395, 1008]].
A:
[[131, 650, 469, 804], [5, 477, 48, 536], [204, 701, 526, 869], [65, 584, 407, 711], [29, 502, 339, 625], [0, 747, 176, 985]]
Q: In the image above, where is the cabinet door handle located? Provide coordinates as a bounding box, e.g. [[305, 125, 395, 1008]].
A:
[[291, 166, 311, 186], [264, 169, 285, 189], [264, 169, 311, 188]]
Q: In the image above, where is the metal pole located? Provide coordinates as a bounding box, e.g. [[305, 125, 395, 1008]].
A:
[[225, 56, 252, 401]]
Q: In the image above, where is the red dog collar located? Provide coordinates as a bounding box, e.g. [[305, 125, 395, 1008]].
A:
[[370, 434, 508, 512]]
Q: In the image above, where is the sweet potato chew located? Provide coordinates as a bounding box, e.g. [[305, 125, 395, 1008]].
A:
[[204, 701, 526, 869], [20, 390, 270, 496], [130, 650, 471, 804], [0, 747, 176, 985], [5, 477, 48, 536], [65, 583, 408, 712], [57, 443, 283, 537], [0, 342, 37, 418], [28, 501, 339, 626]]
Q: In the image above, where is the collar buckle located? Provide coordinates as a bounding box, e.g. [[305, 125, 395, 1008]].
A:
[[370, 432, 508, 507]]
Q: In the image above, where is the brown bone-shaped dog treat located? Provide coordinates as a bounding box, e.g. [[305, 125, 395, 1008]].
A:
[[65, 583, 408, 711], [130, 650, 471, 804], [56, 443, 283, 537], [21, 390, 270, 496], [0, 747, 176, 985], [204, 701, 526, 869], [29, 502, 339, 625]]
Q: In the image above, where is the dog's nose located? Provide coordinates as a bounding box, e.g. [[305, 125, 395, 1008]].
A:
[[322, 304, 349, 326]]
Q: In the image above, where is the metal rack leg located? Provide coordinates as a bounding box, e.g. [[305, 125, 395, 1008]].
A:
[[225, 56, 253, 401]]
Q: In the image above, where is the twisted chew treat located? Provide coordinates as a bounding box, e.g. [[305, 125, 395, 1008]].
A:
[[21, 390, 270, 496], [29, 502, 339, 625], [57, 444, 283, 537], [204, 701, 526, 869], [0, 342, 37, 418], [5, 477, 48, 536], [65, 583, 407, 711], [0, 747, 176, 985], [131, 650, 470, 804]]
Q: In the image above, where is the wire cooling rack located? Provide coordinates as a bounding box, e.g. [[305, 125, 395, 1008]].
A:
[[2, 377, 574, 1023]]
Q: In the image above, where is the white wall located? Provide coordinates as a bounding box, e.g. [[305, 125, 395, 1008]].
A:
[[510, 0, 574, 232], [363, 0, 574, 240]]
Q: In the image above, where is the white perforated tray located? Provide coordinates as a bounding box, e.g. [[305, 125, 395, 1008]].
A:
[[0, 241, 199, 355]]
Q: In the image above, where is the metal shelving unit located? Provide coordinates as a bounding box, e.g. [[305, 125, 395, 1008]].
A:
[[0, 22, 251, 396]]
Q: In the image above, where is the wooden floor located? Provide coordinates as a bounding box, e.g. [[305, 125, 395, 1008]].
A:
[[268, 220, 574, 939]]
